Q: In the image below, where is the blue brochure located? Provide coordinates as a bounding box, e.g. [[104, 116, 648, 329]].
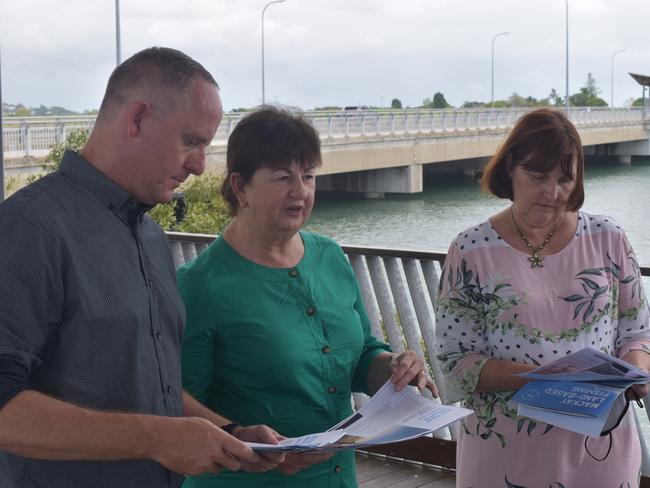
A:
[[512, 380, 623, 418]]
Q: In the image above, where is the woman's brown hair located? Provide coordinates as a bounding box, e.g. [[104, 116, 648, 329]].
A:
[[480, 108, 584, 211], [221, 106, 322, 216]]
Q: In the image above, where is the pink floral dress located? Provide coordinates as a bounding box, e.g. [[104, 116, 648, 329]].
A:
[[435, 211, 650, 488]]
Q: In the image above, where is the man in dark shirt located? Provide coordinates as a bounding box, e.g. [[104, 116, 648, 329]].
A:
[[0, 47, 282, 487]]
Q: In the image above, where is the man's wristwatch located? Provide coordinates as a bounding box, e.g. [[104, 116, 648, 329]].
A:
[[220, 423, 241, 435]]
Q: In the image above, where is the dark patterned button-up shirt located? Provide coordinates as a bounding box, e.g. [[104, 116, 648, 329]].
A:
[[0, 151, 185, 487]]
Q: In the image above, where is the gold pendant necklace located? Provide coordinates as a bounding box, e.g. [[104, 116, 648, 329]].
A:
[[510, 207, 560, 269]]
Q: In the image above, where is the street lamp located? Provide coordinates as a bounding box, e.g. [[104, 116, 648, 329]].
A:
[[610, 49, 626, 108], [261, 0, 286, 105], [0, 45, 4, 202], [115, 0, 121, 65], [564, 0, 569, 114], [490, 32, 510, 107]]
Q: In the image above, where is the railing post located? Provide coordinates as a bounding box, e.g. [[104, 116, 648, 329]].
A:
[[328, 114, 334, 138], [21, 122, 30, 157], [390, 113, 396, 134], [56, 120, 65, 144]]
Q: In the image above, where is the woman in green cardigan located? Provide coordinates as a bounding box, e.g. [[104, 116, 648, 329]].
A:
[[177, 106, 436, 488]]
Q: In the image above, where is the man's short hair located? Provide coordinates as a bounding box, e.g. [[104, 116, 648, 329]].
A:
[[97, 46, 218, 120]]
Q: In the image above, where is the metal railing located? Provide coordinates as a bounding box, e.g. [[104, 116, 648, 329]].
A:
[[167, 231, 650, 475], [2, 107, 647, 157]]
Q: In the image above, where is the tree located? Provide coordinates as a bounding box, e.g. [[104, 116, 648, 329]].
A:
[[14, 104, 31, 117], [432, 92, 450, 108], [41, 129, 231, 234], [569, 74, 607, 107], [41, 128, 90, 173], [391, 98, 402, 109]]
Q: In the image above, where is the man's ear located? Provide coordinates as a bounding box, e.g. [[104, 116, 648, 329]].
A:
[[126, 101, 151, 138]]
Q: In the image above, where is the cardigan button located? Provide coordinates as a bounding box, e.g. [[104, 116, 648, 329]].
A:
[[306, 307, 316, 316], [289, 269, 299, 278]]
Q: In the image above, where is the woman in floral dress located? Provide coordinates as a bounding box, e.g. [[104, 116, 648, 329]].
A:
[[435, 108, 650, 488]]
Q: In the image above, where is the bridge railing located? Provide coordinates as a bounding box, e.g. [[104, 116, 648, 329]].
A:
[[2, 107, 646, 157]]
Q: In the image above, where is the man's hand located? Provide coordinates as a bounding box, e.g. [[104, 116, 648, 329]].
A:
[[276, 451, 335, 475], [229, 424, 286, 473], [152, 417, 259, 476], [390, 351, 438, 396]]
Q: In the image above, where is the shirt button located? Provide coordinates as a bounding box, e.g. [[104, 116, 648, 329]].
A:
[[167, 385, 173, 394], [328, 386, 337, 394], [306, 307, 316, 316], [334, 465, 342, 473], [289, 269, 299, 278], [156, 331, 162, 340], [322, 346, 331, 354]]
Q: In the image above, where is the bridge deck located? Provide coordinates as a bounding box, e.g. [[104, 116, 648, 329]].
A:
[[356, 452, 456, 488]]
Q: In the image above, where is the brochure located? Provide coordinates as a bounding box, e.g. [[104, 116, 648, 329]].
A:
[[511, 347, 649, 436], [245, 380, 472, 453]]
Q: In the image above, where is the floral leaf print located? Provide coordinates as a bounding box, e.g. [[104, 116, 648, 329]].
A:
[[516, 417, 525, 434], [526, 420, 536, 436], [578, 268, 604, 277], [505, 477, 528, 488], [573, 301, 588, 321], [541, 423, 554, 435], [579, 277, 600, 291], [563, 294, 584, 302]]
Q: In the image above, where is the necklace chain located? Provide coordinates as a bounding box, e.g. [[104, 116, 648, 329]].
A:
[[510, 207, 561, 268]]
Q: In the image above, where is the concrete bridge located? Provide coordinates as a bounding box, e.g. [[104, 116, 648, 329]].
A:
[[3, 107, 649, 195]]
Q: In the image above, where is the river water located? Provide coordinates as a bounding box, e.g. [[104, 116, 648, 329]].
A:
[[306, 156, 650, 440], [307, 157, 650, 264]]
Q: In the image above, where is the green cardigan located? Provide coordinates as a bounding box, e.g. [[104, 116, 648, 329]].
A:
[[178, 231, 390, 488]]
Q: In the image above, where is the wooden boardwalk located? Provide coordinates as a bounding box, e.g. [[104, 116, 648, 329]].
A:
[[356, 452, 456, 488]]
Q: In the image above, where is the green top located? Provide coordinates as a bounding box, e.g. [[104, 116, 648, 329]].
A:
[[178, 231, 390, 488]]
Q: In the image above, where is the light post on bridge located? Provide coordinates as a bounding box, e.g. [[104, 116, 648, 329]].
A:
[[115, 0, 121, 65], [610, 49, 626, 108], [0, 44, 4, 202], [261, 0, 286, 105], [564, 0, 569, 114], [490, 32, 510, 108]]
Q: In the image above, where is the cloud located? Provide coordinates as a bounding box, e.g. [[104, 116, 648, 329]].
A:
[[1, 0, 649, 111]]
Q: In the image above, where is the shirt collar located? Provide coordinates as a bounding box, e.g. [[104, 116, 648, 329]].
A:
[[59, 150, 153, 223]]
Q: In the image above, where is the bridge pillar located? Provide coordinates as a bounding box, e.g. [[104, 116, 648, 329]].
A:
[[317, 164, 423, 196]]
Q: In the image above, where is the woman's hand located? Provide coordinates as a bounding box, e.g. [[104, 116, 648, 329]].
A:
[[622, 350, 650, 402], [390, 351, 438, 397], [229, 425, 286, 473]]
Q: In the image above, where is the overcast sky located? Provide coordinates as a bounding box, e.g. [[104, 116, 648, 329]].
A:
[[1, 0, 649, 112]]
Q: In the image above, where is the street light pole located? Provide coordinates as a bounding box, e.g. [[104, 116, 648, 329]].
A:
[[0, 45, 4, 202], [564, 0, 569, 114], [610, 49, 626, 108], [115, 0, 121, 65], [490, 32, 510, 108], [261, 0, 286, 105]]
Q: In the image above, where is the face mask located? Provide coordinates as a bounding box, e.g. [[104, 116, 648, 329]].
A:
[[584, 391, 644, 462]]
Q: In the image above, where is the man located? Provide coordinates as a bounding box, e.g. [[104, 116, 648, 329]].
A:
[[0, 47, 281, 487]]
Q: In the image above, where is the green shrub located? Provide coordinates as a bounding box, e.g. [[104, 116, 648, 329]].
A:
[[39, 129, 230, 234], [41, 128, 90, 173]]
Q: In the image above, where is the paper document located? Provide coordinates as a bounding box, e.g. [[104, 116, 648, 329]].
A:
[[245, 380, 471, 453], [511, 347, 648, 436]]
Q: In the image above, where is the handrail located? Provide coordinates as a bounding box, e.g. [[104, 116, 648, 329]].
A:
[[3, 107, 648, 158], [166, 233, 650, 276]]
